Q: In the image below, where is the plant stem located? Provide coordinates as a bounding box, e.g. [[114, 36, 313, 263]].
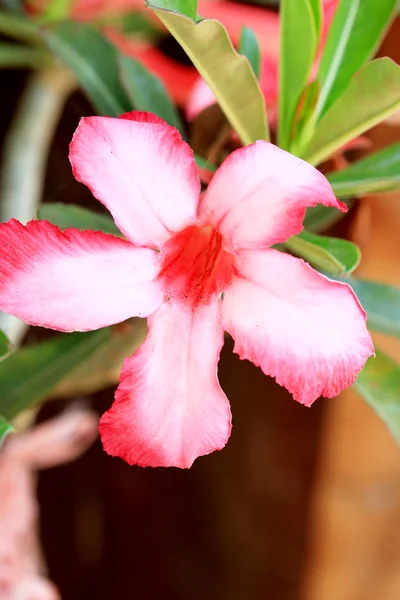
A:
[[0, 65, 76, 345]]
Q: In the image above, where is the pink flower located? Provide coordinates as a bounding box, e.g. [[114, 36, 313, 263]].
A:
[[0, 111, 374, 468]]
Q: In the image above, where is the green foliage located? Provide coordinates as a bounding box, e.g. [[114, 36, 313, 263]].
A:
[[0, 10, 41, 44], [343, 278, 400, 338], [315, 0, 397, 120], [278, 0, 320, 149], [0, 331, 11, 362], [239, 26, 261, 79], [0, 42, 48, 68], [327, 142, 400, 198], [44, 22, 131, 116], [119, 54, 185, 134], [37, 204, 122, 236], [284, 229, 360, 275], [301, 58, 400, 165], [153, 0, 198, 19], [0, 415, 14, 447], [194, 154, 217, 173], [0, 329, 111, 420], [147, 1, 269, 144], [303, 199, 354, 233], [53, 320, 147, 398], [40, 0, 74, 23], [354, 350, 400, 446]]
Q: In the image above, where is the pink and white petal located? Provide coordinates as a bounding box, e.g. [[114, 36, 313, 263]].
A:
[[222, 249, 374, 406], [100, 300, 232, 468], [0, 220, 164, 332], [199, 141, 345, 250], [69, 111, 200, 248]]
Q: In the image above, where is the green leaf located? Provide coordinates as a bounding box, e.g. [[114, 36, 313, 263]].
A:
[[341, 278, 400, 338], [0, 415, 14, 447], [0, 331, 12, 362], [53, 319, 147, 397], [37, 203, 122, 236], [40, 0, 74, 23], [315, 0, 396, 121], [194, 154, 216, 172], [0, 43, 48, 68], [147, 3, 268, 145], [0, 329, 111, 420], [119, 54, 184, 135], [278, 0, 319, 149], [44, 22, 131, 116], [284, 229, 361, 275], [301, 58, 400, 166], [155, 0, 198, 19], [0, 11, 41, 44], [327, 142, 400, 198], [239, 26, 261, 79], [354, 349, 400, 445], [303, 199, 354, 233], [308, 0, 322, 38]]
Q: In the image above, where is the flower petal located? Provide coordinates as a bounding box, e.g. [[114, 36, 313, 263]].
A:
[[100, 300, 232, 468], [222, 249, 374, 406], [0, 219, 164, 332], [69, 111, 200, 248], [199, 141, 344, 250]]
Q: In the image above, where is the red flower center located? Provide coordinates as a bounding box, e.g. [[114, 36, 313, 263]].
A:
[[159, 225, 234, 307]]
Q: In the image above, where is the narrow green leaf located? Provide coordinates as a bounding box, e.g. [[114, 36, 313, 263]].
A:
[[0, 415, 14, 447], [119, 54, 184, 135], [0, 329, 111, 420], [0, 43, 48, 68], [155, 0, 198, 19], [327, 142, 400, 198], [354, 349, 400, 445], [53, 319, 147, 398], [44, 22, 131, 116], [308, 0, 323, 38], [278, 0, 318, 150], [239, 26, 261, 79], [0, 11, 41, 44], [339, 278, 400, 338], [284, 229, 360, 275], [194, 154, 216, 172], [37, 203, 122, 236], [302, 58, 400, 166], [0, 331, 11, 362], [315, 0, 396, 120], [147, 4, 268, 145], [303, 199, 354, 233]]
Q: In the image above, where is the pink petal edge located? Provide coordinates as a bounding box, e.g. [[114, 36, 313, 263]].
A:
[[0, 219, 164, 332], [222, 248, 374, 406], [199, 141, 345, 251], [100, 300, 232, 468], [69, 111, 201, 249]]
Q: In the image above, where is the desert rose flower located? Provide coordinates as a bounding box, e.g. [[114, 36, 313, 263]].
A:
[[0, 111, 374, 468]]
